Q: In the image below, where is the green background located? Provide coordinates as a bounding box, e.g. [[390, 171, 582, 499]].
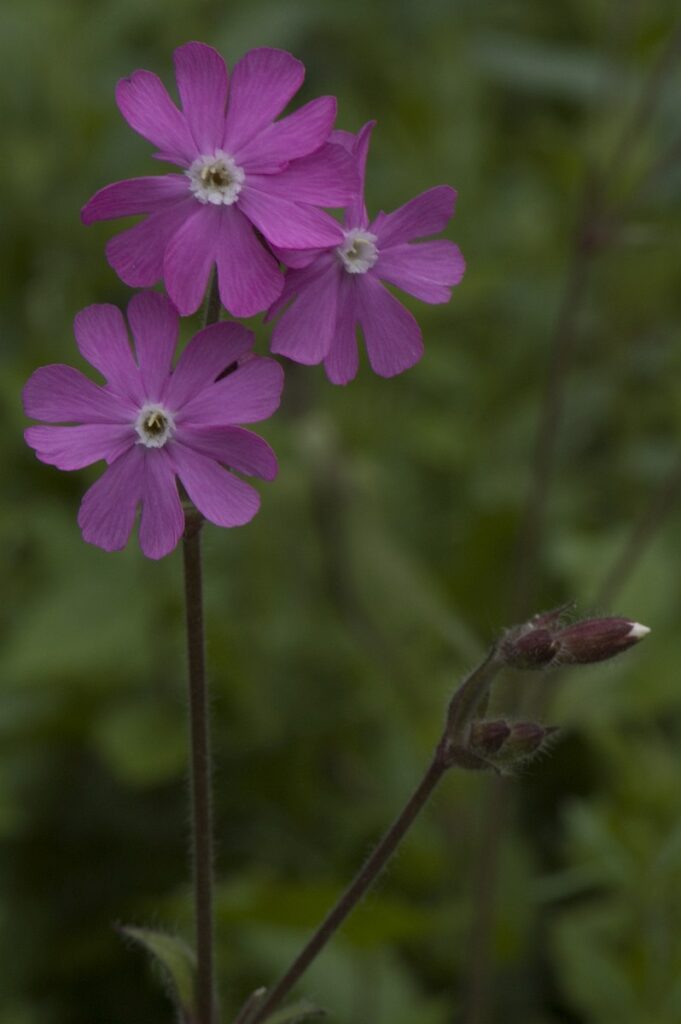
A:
[[2, 0, 681, 1021]]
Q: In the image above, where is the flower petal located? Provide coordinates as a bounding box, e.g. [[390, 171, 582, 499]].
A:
[[138, 449, 184, 559], [239, 186, 344, 249], [78, 446, 144, 553], [356, 276, 424, 377], [223, 47, 304, 153], [81, 176, 188, 224], [372, 185, 457, 247], [179, 426, 277, 480], [180, 356, 284, 426], [265, 252, 335, 320], [169, 442, 261, 527], [25, 424, 133, 470], [106, 199, 195, 288], [116, 69, 195, 165], [247, 143, 358, 206], [163, 203, 220, 316], [167, 321, 254, 411], [23, 365, 132, 424], [173, 42, 228, 154], [377, 240, 466, 303], [214, 206, 283, 318], [73, 304, 142, 403], [236, 96, 337, 170], [126, 291, 179, 400], [324, 276, 360, 385], [269, 245, 323, 270], [331, 120, 375, 227], [271, 263, 340, 364]]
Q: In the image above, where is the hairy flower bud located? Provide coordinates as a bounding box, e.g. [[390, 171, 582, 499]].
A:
[[461, 718, 559, 772], [500, 610, 650, 670], [555, 618, 650, 664], [500, 626, 558, 669], [489, 721, 559, 770], [468, 719, 512, 757], [504, 721, 554, 758]]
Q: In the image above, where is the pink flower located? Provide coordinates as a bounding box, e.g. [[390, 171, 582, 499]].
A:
[[23, 292, 283, 559], [268, 122, 466, 384], [82, 43, 358, 318]]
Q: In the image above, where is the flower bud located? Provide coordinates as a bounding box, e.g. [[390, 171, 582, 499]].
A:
[[500, 611, 650, 670], [490, 721, 559, 770], [505, 721, 553, 756], [468, 719, 511, 757], [500, 626, 558, 669], [554, 617, 650, 664], [462, 719, 559, 772]]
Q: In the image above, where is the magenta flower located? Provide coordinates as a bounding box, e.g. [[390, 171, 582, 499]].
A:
[[81, 43, 358, 318], [268, 122, 466, 384], [23, 292, 283, 559]]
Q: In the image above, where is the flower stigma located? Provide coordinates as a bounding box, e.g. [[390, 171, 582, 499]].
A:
[[187, 151, 245, 205], [135, 403, 175, 448], [337, 229, 379, 274]]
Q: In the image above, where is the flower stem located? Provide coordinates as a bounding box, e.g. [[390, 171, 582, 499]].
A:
[[246, 754, 447, 1024], [183, 511, 215, 1024], [240, 649, 501, 1024], [179, 269, 222, 1024]]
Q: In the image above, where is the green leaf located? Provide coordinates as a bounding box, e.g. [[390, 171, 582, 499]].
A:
[[263, 1000, 325, 1024], [119, 925, 196, 1021]]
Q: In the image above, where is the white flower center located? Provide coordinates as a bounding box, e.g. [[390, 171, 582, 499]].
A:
[[187, 150, 245, 205], [337, 229, 379, 274], [135, 404, 175, 449]]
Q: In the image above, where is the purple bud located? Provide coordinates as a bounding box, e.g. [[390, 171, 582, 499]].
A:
[[500, 611, 649, 670], [555, 618, 650, 665], [468, 719, 512, 756], [492, 721, 559, 768], [500, 626, 558, 669]]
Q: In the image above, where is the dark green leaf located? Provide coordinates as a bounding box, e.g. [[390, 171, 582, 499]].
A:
[[119, 926, 196, 1021]]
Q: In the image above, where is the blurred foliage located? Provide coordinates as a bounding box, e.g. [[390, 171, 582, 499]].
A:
[[2, 0, 681, 1021]]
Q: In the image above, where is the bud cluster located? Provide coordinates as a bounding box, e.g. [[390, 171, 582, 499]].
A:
[[500, 611, 650, 671], [462, 718, 558, 773], [439, 605, 650, 776]]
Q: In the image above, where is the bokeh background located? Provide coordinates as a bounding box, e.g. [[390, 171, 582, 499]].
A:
[[2, 0, 681, 1021]]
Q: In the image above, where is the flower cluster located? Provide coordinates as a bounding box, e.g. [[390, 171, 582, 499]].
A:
[[269, 122, 465, 383], [24, 42, 465, 556]]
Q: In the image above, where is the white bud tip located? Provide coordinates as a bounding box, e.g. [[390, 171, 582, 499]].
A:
[[628, 622, 650, 640]]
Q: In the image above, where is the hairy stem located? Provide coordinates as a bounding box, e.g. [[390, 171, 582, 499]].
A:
[[238, 650, 501, 1024], [247, 755, 447, 1024], [181, 273, 222, 1024], [183, 514, 215, 1024]]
